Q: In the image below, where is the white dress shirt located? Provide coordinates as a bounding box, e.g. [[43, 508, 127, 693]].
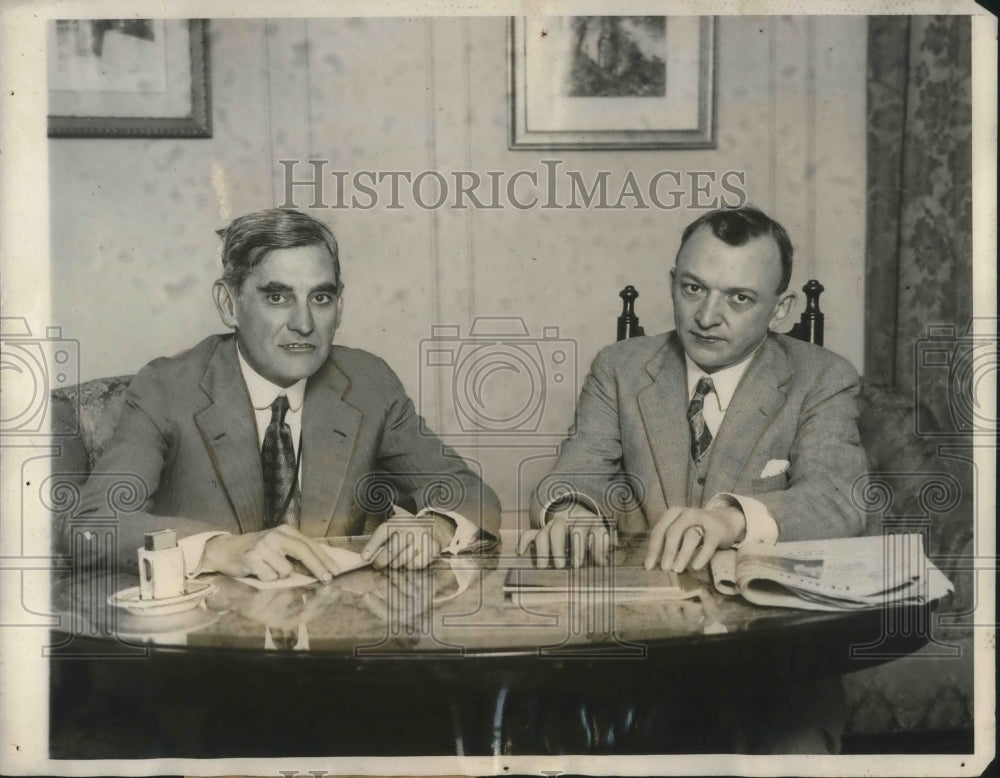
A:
[[239, 348, 307, 462], [178, 346, 479, 575], [684, 352, 780, 547]]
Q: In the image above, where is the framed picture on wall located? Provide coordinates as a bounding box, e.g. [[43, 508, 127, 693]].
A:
[[509, 16, 716, 150], [47, 18, 211, 138]]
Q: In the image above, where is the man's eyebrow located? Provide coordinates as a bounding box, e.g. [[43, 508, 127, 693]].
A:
[[677, 272, 758, 296], [255, 281, 340, 295], [257, 282, 293, 294], [677, 270, 706, 285]]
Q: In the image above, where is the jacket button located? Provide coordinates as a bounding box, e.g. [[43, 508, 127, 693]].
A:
[[696, 476, 706, 486]]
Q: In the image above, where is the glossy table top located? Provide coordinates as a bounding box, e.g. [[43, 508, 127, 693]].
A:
[[52, 531, 928, 676]]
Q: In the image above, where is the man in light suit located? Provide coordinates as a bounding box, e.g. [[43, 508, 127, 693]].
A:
[[69, 208, 500, 581], [522, 205, 867, 571], [518, 205, 868, 753]]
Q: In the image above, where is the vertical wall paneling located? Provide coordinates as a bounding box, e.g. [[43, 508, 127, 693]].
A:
[[50, 17, 868, 520], [267, 20, 311, 210], [303, 18, 437, 400], [771, 16, 813, 288]]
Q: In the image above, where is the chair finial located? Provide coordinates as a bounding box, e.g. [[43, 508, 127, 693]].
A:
[[617, 285, 644, 341]]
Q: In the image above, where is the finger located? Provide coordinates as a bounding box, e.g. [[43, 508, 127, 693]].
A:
[[259, 548, 294, 579], [370, 547, 390, 571], [549, 514, 567, 569], [689, 532, 720, 571], [592, 528, 610, 567], [408, 537, 440, 570], [658, 510, 693, 571], [575, 514, 603, 567], [386, 529, 411, 569], [362, 523, 390, 561], [645, 507, 682, 570], [534, 519, 552, 569], [394, 531, 426, 569], [585, 530, 598, 567], [244, 549, 279, 581], [272, 536, 336, 582], [665, 525, 703, 573], [570, 524, 586, 568], [516, 529, 539, 556]]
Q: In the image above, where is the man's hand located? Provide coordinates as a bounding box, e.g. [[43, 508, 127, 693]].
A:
[[644, 505, 745, 573], [202, 525, 342, 582], [361, 514, 454, 570], [517, 504, 613, 568]]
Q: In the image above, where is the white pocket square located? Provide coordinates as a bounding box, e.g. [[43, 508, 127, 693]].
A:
[[760, 459, 790, 478]]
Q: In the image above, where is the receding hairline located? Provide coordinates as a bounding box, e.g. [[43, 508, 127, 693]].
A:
[[673, 224, 786, 291]]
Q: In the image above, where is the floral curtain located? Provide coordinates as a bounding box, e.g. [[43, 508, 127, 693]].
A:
[[864, 15, 973, 429]]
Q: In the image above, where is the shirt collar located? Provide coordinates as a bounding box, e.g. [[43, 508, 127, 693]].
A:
[[684, 346, 760, 412], [236, 345, 306, 412]]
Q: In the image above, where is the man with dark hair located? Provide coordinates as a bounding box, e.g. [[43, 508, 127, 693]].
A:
[[70, 208, 500, 580], [519, 204, 867, 753], [679, 204, 795, 294]]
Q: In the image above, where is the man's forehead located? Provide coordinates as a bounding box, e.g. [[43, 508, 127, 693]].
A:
[[250, 244, 339, 285], [675, 228, 781, 287]]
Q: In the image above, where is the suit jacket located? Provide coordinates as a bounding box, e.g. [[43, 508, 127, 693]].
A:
[[69, 334, 501, 564], [529, 331, 868, 541]]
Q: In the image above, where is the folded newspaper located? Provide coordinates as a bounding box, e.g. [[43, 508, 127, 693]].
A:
[[709, 533, 953, 611]]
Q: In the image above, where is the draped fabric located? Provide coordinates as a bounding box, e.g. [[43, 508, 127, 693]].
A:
[[864, 16, 973, 424], [848, 18, 977, 740]]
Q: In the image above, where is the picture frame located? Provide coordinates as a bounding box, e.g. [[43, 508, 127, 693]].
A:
[[48, 19, 211, 138], [509, 16, 716, 150]]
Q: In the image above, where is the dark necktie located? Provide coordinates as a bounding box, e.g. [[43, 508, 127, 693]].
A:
[[688, 377, 715, 462], [262, 395, 298, 528]]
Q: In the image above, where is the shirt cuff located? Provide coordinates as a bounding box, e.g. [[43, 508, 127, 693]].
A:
[[707, 493, 778, 548], [416, 507, 481, 555], [178, 531, 230, 577]]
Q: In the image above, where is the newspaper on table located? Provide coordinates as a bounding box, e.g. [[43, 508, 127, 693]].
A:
[[709, 533, 953, 611]]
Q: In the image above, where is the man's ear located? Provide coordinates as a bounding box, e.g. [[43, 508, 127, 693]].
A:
[[769, 290, 797, 330], [335, 288, 345, 331], [213, 280, 239, 329]]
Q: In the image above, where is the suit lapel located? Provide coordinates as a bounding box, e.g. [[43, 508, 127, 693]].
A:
[[704, 336, 792, 498], [637, 335, 691, 508], [195, 338, 265, 533], [299, 360, 363, 538]]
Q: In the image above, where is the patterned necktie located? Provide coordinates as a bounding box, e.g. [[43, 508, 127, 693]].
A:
[[262, 395, 298, 528], [688, 377, 715, 462]]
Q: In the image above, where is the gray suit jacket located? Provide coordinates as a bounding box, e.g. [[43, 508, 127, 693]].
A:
[[529, 332, 868, 541], [69, 334, 501, 564]]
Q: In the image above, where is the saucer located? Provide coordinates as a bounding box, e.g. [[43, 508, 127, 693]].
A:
[[108, 581, 216, 616]]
